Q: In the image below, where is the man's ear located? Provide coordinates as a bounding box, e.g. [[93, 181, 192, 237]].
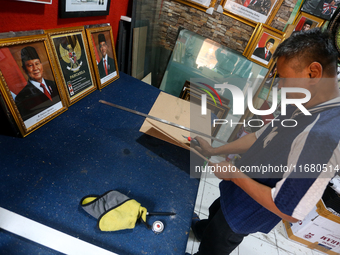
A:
[[308, 62, 322, 82]]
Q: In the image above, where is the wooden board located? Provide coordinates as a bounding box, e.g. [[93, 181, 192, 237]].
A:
[[139, 91, 211, 149]]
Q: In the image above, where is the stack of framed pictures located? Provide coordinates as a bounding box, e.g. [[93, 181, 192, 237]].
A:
[[0, 25, 119, 137]]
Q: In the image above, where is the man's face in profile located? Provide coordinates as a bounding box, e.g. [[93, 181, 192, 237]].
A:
[[99, 41, 108, 57], [302, 23, 311, 31], [24, 59, 43, 83], [266, 42, 274, 51]]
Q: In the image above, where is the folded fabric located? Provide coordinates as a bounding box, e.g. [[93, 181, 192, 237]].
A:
[[80, 190, 148, 231]]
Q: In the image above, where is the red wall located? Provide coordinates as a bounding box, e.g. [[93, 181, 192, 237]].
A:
[[0, 0, 130, 44]]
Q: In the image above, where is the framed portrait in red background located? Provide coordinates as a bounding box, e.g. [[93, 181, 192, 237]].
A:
[[0, 34, 67, 137], [293, 12, 325, 32], [243, 23, 285, 68], [86, 26, 119, 89]]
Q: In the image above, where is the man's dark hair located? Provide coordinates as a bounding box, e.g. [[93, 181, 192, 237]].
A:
[[304, 20, 313, 26], [267, 38, 275, 45], [273, 28, 338, 76]]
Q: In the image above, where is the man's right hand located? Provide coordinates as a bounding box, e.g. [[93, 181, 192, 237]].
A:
[[193, 136, 215, 157]]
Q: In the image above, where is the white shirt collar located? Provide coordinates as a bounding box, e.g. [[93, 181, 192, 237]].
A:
[[291, 96, 340, 118], [30, 78, 50, 94]]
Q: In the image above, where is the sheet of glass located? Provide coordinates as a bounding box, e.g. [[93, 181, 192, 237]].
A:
[[159, 29, 268, 142]]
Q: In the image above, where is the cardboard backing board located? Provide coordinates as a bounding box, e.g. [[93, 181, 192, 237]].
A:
[[283, 200, 340, 255], [139, 91, 211, 150]]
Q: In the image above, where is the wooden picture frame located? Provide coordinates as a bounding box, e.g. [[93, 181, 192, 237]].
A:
[[59, 0, 111, 18], [220, 0, 284, 25], [180, 80, 230, 137], [85, 26, 119, 89], [0, 34, 67, 137], [243, 23, 285, 68], [292, 12, 325, 32], [45, 26, 97, 106]]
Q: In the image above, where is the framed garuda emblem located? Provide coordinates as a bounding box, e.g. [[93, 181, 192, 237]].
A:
[[45, 26, 97, 106]]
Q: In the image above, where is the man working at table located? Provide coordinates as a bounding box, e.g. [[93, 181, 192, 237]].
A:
[[189, 28, 340, 255]]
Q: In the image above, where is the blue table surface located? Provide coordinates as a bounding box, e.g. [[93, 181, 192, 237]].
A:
[[0, 73, 200, 255]]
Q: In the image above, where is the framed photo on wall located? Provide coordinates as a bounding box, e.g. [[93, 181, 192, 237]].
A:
[[0, 34, 67, 137], [86, 26, 119, 89], [174, 0, 214, 12], [220, 0, 284, 25], [60, 0, 111, 18], [292, 12, 325, 32], [18, 0, 52, 4], [301, 0, 340, 20], [243, 24, 284, 68], [45, 26, 97, 106]]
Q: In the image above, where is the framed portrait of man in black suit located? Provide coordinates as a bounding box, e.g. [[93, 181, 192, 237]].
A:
[[292, 12, 325, 33], [86, 25, 119, 89], [243, 23, 284, 68], [46, 26, 97, 106], [0, 34, 67, 137]]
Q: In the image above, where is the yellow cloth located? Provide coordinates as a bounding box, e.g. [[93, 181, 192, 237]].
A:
[[98, 199, 147, 231], [81, 190, 149, 232]]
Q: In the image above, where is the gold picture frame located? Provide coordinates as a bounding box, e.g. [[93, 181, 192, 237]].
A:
[[45, 26, 97, 106], [243, 23, 285, 68], [220, 0, 284, 26], [173, 0, 215, 12], [0, 34, 67, 137], [85, 26, 119, 89], [292, 12, 325, 33]]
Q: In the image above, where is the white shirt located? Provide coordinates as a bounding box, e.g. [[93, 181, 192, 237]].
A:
[[30, 78, 51, 95]]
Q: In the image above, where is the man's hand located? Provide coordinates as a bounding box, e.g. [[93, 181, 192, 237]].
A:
[[193, 136, 215, 157], [209, 161, 237, 180], [193, 133, 257, 158]]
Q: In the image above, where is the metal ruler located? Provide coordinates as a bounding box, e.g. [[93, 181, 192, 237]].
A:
[[99, 100, 227, 144]]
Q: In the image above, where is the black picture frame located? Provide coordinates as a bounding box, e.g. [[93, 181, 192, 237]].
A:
[[301, 0, 340, 21], [45, 26, 97, 106], [59, 0, 111, 18]]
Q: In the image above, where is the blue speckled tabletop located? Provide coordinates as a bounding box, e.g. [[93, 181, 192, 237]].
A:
[[0, 73, 200, 255]]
